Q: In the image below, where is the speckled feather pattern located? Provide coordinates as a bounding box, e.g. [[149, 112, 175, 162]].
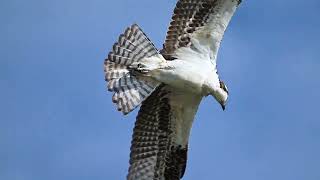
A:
[[104, 24, 160, 114], [161, 0, 219, 59], [104, 0, 241, 179], [161, 0, 240, 60], [128, 85, 188, 180]]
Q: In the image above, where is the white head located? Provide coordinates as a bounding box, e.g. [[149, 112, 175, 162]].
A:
[[212, 80, 229, 111]]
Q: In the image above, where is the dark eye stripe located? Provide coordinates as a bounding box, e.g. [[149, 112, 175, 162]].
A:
[[219, 81, 229, 95]]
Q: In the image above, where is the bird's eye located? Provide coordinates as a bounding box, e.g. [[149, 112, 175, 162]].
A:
[[219, 81, 229, 94]]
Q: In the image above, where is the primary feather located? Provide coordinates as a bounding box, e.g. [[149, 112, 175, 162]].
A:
[[104, 0, 242, 179]]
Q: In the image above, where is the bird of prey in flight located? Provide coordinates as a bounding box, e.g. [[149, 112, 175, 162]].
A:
[[104, 0, 242, 179]]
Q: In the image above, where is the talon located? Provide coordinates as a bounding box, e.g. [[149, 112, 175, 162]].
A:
[[137, 68, 150, 73], [137, 63, 147, 68]]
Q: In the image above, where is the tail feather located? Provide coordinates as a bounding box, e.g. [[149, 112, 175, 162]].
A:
[[104, 24, 161, 115], [104, 62, 128, 81], [112, 44, 133, 59]]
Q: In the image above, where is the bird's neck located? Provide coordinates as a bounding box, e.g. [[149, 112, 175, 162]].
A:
[[203, 75, 220, 96]]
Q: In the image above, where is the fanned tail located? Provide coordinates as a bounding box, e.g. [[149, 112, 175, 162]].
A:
[[104, 24, 161, 115]]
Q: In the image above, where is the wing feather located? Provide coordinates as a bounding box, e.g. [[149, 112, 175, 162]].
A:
[[127, 85, 202, 180], [126, 1, 242, 179], [161, 0, 241, 60]]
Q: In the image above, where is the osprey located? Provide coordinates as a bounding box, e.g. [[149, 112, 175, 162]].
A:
[[104, 0, 241, 179]]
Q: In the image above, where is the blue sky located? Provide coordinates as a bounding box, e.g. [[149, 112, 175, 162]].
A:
[[1, 0, 320, 179]]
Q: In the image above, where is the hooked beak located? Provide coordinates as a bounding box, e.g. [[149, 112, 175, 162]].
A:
[[221, 104, 226, 111]]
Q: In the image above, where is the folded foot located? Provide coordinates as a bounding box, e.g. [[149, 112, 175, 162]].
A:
[[130, 63, 152, 74]]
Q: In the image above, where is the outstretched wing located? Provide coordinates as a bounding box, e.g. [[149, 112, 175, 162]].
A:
[[161, 0, 241, 61], [127, 85, 202, 180], [127, 1, 242, 179]]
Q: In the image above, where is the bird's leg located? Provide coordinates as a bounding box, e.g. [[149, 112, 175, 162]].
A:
[[130, 55, 165, 73], [129, 62, 152, 74]]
